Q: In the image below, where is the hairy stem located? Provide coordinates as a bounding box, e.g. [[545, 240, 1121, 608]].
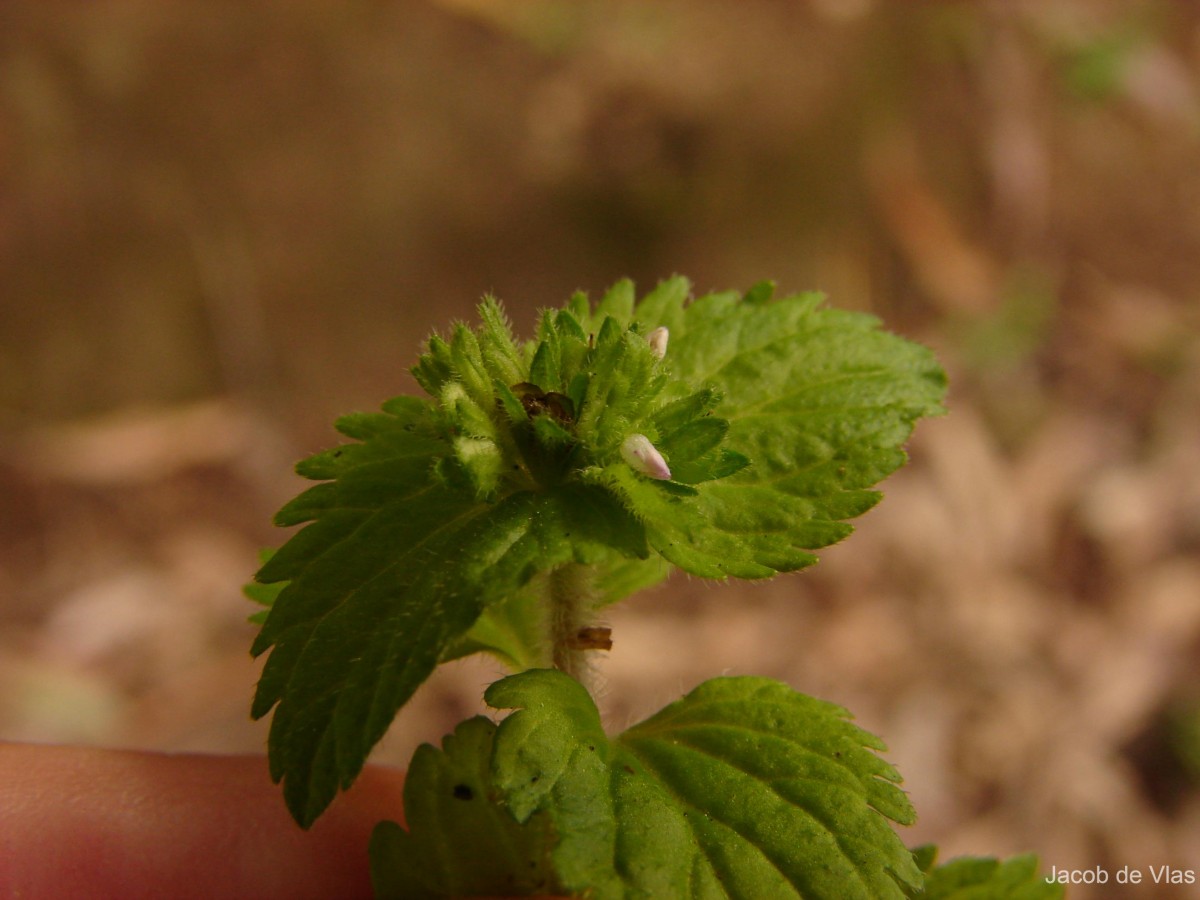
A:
[[548, 562, 601, 683]]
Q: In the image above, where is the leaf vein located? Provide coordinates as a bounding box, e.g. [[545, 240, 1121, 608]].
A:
[[624, 732, 880, 896]]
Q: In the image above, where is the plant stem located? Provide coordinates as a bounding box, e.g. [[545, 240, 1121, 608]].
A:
[[549, 562, 599, 684]]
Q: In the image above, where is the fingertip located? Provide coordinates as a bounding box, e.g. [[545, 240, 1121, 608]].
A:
[[0, 743, 405, 900]]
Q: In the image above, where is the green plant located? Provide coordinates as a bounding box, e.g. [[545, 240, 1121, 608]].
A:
[[248, 278, 1063, 898]]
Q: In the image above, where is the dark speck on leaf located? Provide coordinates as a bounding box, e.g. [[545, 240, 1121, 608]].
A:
[[530, 775, 539, 783], [452, 784, 473, 800], [623, 764, 635, 774]]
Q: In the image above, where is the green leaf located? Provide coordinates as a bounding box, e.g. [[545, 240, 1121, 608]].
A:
[[908, 847, 1064, 899], [254, 485, 550, 826], [484, 670, 922, 899], [476, 296, 526, 387], [593, 554, 672, 608], [594, 277, 636, 323], [438, 582, 547, 670], [599, 282, 947, 579], [371, 670, 920, 897], [369, 717, 555, 899], [250, 385, 653, 825], [574, 315, 667, 456], [630, 274, 690, 335], [243, 549, 284, 625]]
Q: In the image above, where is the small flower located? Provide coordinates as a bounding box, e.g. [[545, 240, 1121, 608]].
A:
[[647, 326, 669, 359], [621, 433, 671, 480]]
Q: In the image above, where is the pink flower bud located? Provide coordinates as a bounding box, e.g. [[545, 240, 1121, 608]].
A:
[[621, 433, 671, 480], [647, 326, 669, 359]]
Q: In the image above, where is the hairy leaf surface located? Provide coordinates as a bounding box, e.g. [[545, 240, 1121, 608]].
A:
[[484, 670, 921, 899], [373, 670, 921, 898], [599, 276, 948, 578]]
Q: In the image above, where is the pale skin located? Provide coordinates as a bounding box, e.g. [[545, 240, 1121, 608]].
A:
[[0, 743, 405, 900]]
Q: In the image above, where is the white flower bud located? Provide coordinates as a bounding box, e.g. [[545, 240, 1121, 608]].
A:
[[621, 433, 671, 480], [647, 326, 669, 359]]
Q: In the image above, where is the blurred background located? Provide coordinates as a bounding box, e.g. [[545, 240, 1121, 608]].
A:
[[2, 1, 1199, 895]]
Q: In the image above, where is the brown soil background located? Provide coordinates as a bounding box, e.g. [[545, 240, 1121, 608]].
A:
[[2, 2, 1199, 896]]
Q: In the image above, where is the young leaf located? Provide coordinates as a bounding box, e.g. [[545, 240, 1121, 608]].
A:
[[256, 484, 529, 826], [482, 669, 922, 899], [907, 847, 1065, 899], [599, 280, 948, 579]]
